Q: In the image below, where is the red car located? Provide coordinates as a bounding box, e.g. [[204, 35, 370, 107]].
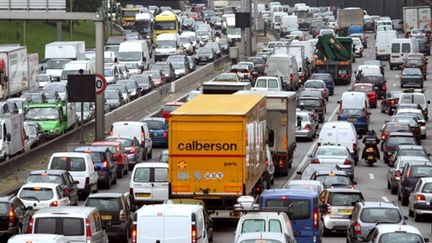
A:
[[91, 141, 129, 178], [161, 102, 185, 120], [351, 83, 377, 108]]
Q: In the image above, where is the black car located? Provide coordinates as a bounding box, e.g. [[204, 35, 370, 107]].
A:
[[398, 162, 432, 205], [0, 195, 32, 240], [358, 74, 387, 99], [195, 46, 215, 65], [400, 68, 424, 88], [382, 132, 418, 163], [26, 169, 79, 204], [151, 62, 176, 83], [416, 37, 430, 56], [117, 80, 142, 100], [24, 121, 46, 149], [129, 74, 154, 95], [247, 56, 267, 75], [218, 39, 229, 54], [105, 89, 125, 111], [297, 96, 326, 123], [85, 193, 133, 242]]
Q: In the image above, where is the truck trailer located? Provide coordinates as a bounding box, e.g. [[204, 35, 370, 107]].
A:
[[337, 7, 364, 36], [169, 94, 269, 218], [0, 114, 25, 161], [403, 6, 432, 38], [0, 46, 28, 99]]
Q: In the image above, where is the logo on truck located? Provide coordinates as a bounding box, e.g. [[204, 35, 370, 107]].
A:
[[177, 140, 238, 151]]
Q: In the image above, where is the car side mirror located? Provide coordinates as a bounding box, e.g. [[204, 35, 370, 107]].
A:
[[428, 100, 431, 104]]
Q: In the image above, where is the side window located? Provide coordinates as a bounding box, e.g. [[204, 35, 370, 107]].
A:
[[269, 219, 282, 232], [15, 198, 26, 211], [414, 180, 422, 192], [62, 174, 71, 186]]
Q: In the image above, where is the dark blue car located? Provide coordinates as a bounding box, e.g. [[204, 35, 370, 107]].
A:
[[141, 117, 168, 147], [310, 73, 334, 96], [259, 188, 322, 243], [337, 108, 369, 134]]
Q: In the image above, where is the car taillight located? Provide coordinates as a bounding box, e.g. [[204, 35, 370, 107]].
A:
[[85, 218, 92, 239], [313, 208, 319, 230], [9, 207, 16, 225], [353, 143, 357, 152], [119, 209, 126, 222], [27, 217, 33, 233], [103, 161, 109, 168], [384, 146, 392, 152], [304, 124, 311, 131], [394, 170, 402, 180], [343, 159, 352, 165], [50, 201, 58, 207], [381, 83, 387, 90], [163, 131, 168, 137], [311, 159, 320, 164], [278, 159, 284, 167], [85, 177, 89, 186], [192, 223, 198, 243], [130, 147, 137, 153], [354, 222, 361, 235], [416, 194, 426, 201], [131, 223, 137, 243]]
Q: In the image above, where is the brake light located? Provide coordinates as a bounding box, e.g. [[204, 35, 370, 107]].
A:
[[85, 177, 89, 186], [407, 167, 411, 177], [50, 201, 58, 207], [313, 208, 319, 230], [119, 209, 126, 222], [394, 170, 402, 180], [85, 218, 92, 239], [354, 222, 361, 235], [103, 161, 109, 168], [384, 146, 392, 152], [131, 223, 137, 243], [381, 83, 387, 90], [163, 131, 168, 137], [278, 159, 284, 167], [343, 159, 352, 165], [130, 147, 137, 153], [192, 223, 198, 243], [416, 194, 426, 201], [353, 143, 357, 152], [229, 211, 241, 217], [311, 159, 320, 164], [304, 124, 311, 131], [9, 207, 16, 225], [27, 217, 33, 233]]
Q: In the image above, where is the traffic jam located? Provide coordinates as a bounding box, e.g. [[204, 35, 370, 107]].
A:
[[1, 1, 432, 243]]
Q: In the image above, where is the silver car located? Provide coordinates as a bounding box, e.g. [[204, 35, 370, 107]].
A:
[[309, 145, 355, 179], [387, 156, 430, 194], [296, 110, 318, 140], [347, 201, 405, 243], [408, 177, 432, 221]]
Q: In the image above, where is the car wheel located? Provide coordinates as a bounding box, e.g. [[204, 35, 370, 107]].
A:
[[401, 194, 409, 206], [414, 210, 422, 221], [409, 206, 414, 217]]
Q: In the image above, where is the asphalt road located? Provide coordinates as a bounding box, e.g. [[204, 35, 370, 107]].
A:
[[90, 32, 432, 242]]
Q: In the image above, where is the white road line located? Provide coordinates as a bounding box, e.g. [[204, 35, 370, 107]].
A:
[[382, 196, 390, 202], [369, 173, 375, 180], [284, 104, 341, 187]]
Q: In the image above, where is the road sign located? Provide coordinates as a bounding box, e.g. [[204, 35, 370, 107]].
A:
[[95, 73, 107, 95]]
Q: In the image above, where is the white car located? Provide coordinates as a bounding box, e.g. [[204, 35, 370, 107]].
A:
[[352, 37, 364, 57], [18, 183, 70, 210], [408, 177, 432, 221], [365, 224, 428, 243]]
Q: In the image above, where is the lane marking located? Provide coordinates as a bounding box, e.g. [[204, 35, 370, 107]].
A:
[[284, 103, 340, 186], [382, 196, 390, 202], [369, 173, 375, 180]]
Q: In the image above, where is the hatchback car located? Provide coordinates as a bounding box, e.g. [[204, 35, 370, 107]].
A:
[[85, 193, 133, 241], [347, 201, 405, 243], [365, 224, 428, 243], [388, 156, 430, 195], [91, 141, 129, 178], [389, 145, 430, 167], [117, 80, 142, 100], [17, 183, 70, 210], [104, 136, 141, 170], [408, 177, 432, 221], [309, 145, 355, 179], [380, 122, 412, 150], [309, 73, 334, 96], [398, 161, 432, 205], [303, 79, 329, 101], [403, 55, 427, 79], [104, 89, 125, 111], [296, 110, 318, 141], [0, 195, 33, 240], [400, 68, 424, 88], [129, 74, 154, 95], [195, 46, 215, 64], [297, 97, 326, 123], [141, 117, 168, 147]]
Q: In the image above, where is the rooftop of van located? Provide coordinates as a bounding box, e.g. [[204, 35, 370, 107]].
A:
[[134, 162, 168, 168], [137, 204, 202, 216], [33, 206, 97, 217], [234, 90, 296, 99], [261, 188, 318, 197], [171, 94, 264, 115], [51, 152, 89, 157], [112, 121, 146, 126]]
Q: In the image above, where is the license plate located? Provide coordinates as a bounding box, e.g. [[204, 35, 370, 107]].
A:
[[339, 209, 352, 214], [368, 156, 374, 160], [101, 215, 112, 220], [379, 49, 385, 52], [348, 118, 356, 122], [136, 193, 151, 198]]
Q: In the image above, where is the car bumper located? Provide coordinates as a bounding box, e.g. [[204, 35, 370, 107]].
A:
[[77, 183, 92, 195], [414, 202, 432, 214], [323, 215, 350, 231], [127, 153, 139, 164], [296, 130, 313, 138], [97, 171, 109, 182], [130, 195, 165, 206], [104, 223, 129, 237], [376, 54, 390, 60], [151, 137, 168, 146], [401, 80, 423, 87]]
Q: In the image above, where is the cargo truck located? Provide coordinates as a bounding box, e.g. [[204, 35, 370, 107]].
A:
[[44, 41, 85, 80], [202, 81, 251, 94], [337, 8, 364, 36], [24, 102, 77, 138], [0, 46, 28, 99], [314, 35, 353, 85], [0, 114, 25, 161], [235, 91, 297, 176], [403, 6, 432, 38], [169, 95, 269, 218], [27, 53, 39, 92]]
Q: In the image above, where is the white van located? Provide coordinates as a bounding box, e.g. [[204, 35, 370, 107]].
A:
[[29, 206, 108, 243], [60, 60, 95, 81], [375, 30, 397, 60], [110, 121, 152, 160], [8, 234, 68, 243], [291, 40, 315, 61], [265, 54, 299, 90], [47, 152, 98, 197], [339, 91, 369, 110], [281, 15, 299, 35], [180, 31, 198, 50], [134, 204, 209, 243], [390, 38, 420, 70], [129, 162, 168, 206], [155, 33, 181, 61], [118, 40, 150, 74], [272, 12, 287, 31], [103, 51, 116, 66], [318, 121, 359, 162]]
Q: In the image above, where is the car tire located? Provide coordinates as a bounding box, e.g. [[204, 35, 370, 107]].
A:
[[401, 194, 409, 206], [117, 169, 123, 179], [414, 210, 422, 221], [321, 220, 331, 236]]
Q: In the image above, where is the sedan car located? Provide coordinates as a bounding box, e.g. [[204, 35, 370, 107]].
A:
[[408, 177, 432, 221], [309, 145, 355, 179], [117, 80, 142, 100], [380, 122, 412, 150], [351, 83, 377, 108], [104, 136, 141, 170], [129, 74, 154, 95], [381, 91, 402, 115], [24, 121, 46, 150], [382, 132, 418, 163], [403, 56, 427, 79], [303, 79, 329, 101], [389, 144, 430, 167], [104, 89, 125, 111], [387, 156, 431, 194], [400, 67, 424, 88], [141, 117, 168, 147], [17, 183, 70, 210], [296, 110, 318, 141], [310, 73, 334, 96], [195, 46, 215, 64]]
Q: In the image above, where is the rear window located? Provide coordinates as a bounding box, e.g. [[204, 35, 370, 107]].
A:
[[360, 208, 401, 223], [27, 175, 62, 184], [241, 219, 265, 233], [391, 43, 400, 53], [410, 166, 432, 177], [86, 198, 121, 212], [341, 109, 365, 116], [144, 120, 165, 130], [298, 99, 319, 106], [399, 149, 427, 157], [133, 168, 168, 182], [328, 192, 363, 206], [34, 217, 84, 236], [402, 43, 411, 53], [50, 157, 86, 171], [387, 136, 416, 145], [19, 187, 53, 201], [265, 199, 311, 219], [0, 202, 8, 215], [378, 232, 423, 243], [315, 175, 351, 188]]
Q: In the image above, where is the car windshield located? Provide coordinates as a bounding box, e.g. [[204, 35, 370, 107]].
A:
[[305, 81, 324, 89], [24, 124, 38, 137], [163, 105, 180, 112], [19, 187, 53, 201], [46, 59, 70, 69], [197, 48, 212, 54], [410, 166, 432, 177], [360, 208, 402, 223], [311, 74, 331, 80], [328, 192, 363, 206], [86, 198, 121, 212], [387, 136, 416, 145], [104, 69, 113, 77], [171, 62, 185, 69], [105, 90, 119, 99], [144, 120, 165, 130], [378, 233, 423, 243], [353, 85, 373, 92], [118, 51, 141, 61], [118, 81, 136, 90], [316, 175, 351, 187], [399, 149, 427, 157], [386, 124, 411, 133], [25, 107, 59, 121], [214, 73, 237, 81], [265, 199, 310, 219], [37, 75, 50, 82], [27, 175, 62, 184], [49, 157, 86, 171], [316, 147, 348, 156], [157, 40, 176, 48]]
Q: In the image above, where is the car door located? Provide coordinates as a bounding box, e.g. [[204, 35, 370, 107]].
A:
[[64, 173, 79, 204], [88, 157, 99, 186], [152, 167, 169, 201], [143, 125, 153, 154]]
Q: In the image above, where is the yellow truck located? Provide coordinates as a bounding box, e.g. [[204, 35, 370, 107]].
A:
[[169, 95, 269, 218], [153, 11, 179, 43], [121, 6, 140, 29]]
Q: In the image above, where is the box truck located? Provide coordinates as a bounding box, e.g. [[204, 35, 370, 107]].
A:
[[337, 8, 364, 36], [0, 114, 25, 160], [169, 95, 269, 218], [403, 6, 432, 37], [44, 41, 85, 80], [0, 46, 28, 99]]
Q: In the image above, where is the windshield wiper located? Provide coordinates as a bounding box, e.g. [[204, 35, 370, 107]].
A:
[[21, 196, 40, 202]]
